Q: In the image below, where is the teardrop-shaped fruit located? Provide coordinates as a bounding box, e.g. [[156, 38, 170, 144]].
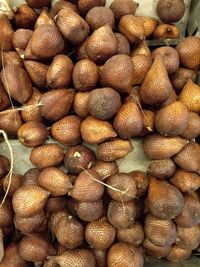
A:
[[152, 47, 180, 74], [144, 213, 177, 247], [181, 112, 200, 139], [81, 116, 117, 144], [131, 41, 151, 57], [140, 56, 172, 105], [25, 25, 65, 59], [173, 141, 200, 173], [2, 173, 23, 196], [143, 134, 188, 159], [100, 55, 134, 93], [53, 0, 78, 15], [13, 4, 38, 29], [176, 36, 200, 70], [51, 115, 81, 146], [117, 222, 144, 246], [115, 33, 130, 55], [56, 10, 89, 45], [40, 89, 74, 121], [152, 24, 180, 39], [38, 167, 72, 196], [30, 143, 64, 169], [86, 25, 117, 64], [157, 0, 185, 23], [139, 16, 158, 37], [166, 245, 191, 262], [170, 169, 200, 193], [176, 225, 200, 250], [12, 185, 49, 217], [148, 159, 176, 180], [46, 55, 73, 88], [88, 87, 121, 120], [97, 138, 133, 162], [24, 60, 48, 88], [142, 239, 171, 259], [91, 161, 119, 180], [26, 0, 51, 8], [119, 15, 144, 43], [155, 101, 189, 136], [78, 0, 106, 14], [1, 65, 32, 104], [110, 0, 138, 20], [0, 81, 10, 111], [179, 79, 200, 113], [35, 8, 55, 29], [147, 177, 184, 220], [0, 155, 10, 179], [12, 29, 33, 50], [0, 109, 23, 136], [73, 59, 99, 91], [0, 15, 14, 51], [131, 54, 152, 85], [75, 200, 104, 222], [74, 91, 90, 118], [69, 170, 104, 202], [129, 171, 149, 198], [107, 242, 144, 267]]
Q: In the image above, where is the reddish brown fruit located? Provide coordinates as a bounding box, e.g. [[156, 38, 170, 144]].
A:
[[148, 159, 176, 180], [53, 0, 78, 15], [129, 171, 149, 198], [75, 200, 104, 222], [117, 223, 145, 246], [0, 199, 13, 228], [0, 81, 10, 111], [23, 168, 40, 185], [131, 54, 152, 85], [93, 250, 107, 267], [0, 155, 10, 179], [50, 210, 70, 234], [181, 112, 200, 139], [74, 91, 90, 118], [2, 173, 23, 196], [160, 88, 177, 108], [91, 161, 119, 180], [166, 245, 191, 262], [110, 0, 138, 20], [25, 0, 51, 8], [131, 40, 151, 57], [115, 33, 130, 55], [45, 197, 67, 213], [0, 15, 14, 51], [142, 239, 171, 259], [139, 16, 158, 37], [152, 24, 180, 39], [0, 109, 23, 136], [2, 51, 23, 67], [13, 4, 37, 29], [34, 8, 55, 29], [78, 0, 106, 14], [12, 29, 33, 51], [139, 109, 155, 136], [176, 225, 200, 250]]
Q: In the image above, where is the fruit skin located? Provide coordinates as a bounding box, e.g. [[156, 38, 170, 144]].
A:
[[152, 24, 180, 39], [110, 0, 138, 20], [78, 0, 106, 15], [0, 15, 14, 52], [148, 159, 176, 180], [157, 0, 185, 23]]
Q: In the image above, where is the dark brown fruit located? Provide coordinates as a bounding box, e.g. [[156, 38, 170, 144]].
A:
[[0, 109, 23, 136], [88, 87, 121, 120], [30, 144, 64, 169], [47, 55, 73, 88], [86, 7, 115, 30], [45, 197, 67, 213], [148, 177, 184, 220], [0, 81, 10, 111], [110, 0, 138, 20], [25, 0, 51, 8], [157, 0, 185, 23], [148, 159, 176, 180], [93, 250, 107, 267], [91, 161, 119, 180], [76, 38, 89, 60], [78, 0, 106, 14], [107, 200, 136, 229], [56, 10, 89, 45], [139, 109, 155, 136], [53, 0, 78, 15], [100, 54, 134, 93], [12, 29, 33, 51], [142, 239, 171, 259], [23, 168, 40, 185], [117, 223, 145, 246], [107, 242, 144, 267], [1, 65, 32, 104], [152, 24, 180, 39], [72, 59, 99, 91], [0, 155, 10, 179], [115, 33, 130, 55], [131, 54, 152, 85], [2, 173, 23, 196], [0, 199, 13, 228], [40, 89, 74, 121], [176, 225, 200, 250], [74, 91, 90, 118], [13, 4, 38, 29], [0, 15, 14, 51], [97, 138, 133, 162], [166, 245, 191, 262], [129, 171, 149, 198], [34, 7, 55, 29], [64, 145, 96, 174], [51, 115, 81, 146], [181, 112, 200, 139]]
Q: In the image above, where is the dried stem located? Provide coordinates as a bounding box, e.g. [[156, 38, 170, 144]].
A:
[[0, 103, 43, 115]]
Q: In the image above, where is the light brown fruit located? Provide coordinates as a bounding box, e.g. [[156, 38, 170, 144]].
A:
[[75, 199, 104, 222], [18, 121, 48, 147], [107, 242, 144, 267], [115, 33, 130, 55], [160, 88, 177, 108], [0, 199, 13, 228], [74, 91, 90, 118], [119, 15, 144, 44], [40, 89, 74, 121], [139, 109, 155, 136], [48, 249, 96, 267], [144, 213, 176, 247], [2, 51, 23, 67], [143, 134, 188, 159], [2, 173, 23, 196], [140, 55, 172, 105], [18, 233, 55, 262], [72, 59, 99, 91], [131, 41, 151, 57], [157, 0, 185, 23], [129, 171, 149, 198], [176, 37, 200, 70], [173, 141, 200, 173], [86, 25, 117, 64], [30, 144, 64, 169], [53, 0, 78, 15], [55, 216, 84, 249], [148, 159, 176, 180], [25, 25, 65, 59], [170, 169, 200, 193], [110, 0, 138, 20], [100, 54, 134, 93], [1, 65, 32, 104], [91, 161, 119, 180], [0, 155, 10, 179], [0, 81, 10, 111], [14, 210, 45, 233], [25, 0, 51, 8], [0, 109, 23, 136], [23, 168, 40, 185], [0, 15, 14, 51], [131, 54, 152, 85], [81, 116, 117, 144], [152, 46, 180, 74], [47, 55, 73, 88], [69, 170, 104, 202], [88, 87, 121, 120], [176, 225, 200, 250], [38, 167, 72, 196], [181, 112, 200, 139], [117, 222, 145, 246], [170, 68, 197, 93], [139, 16, 158, 37], [12, 185, 49, 217], [107, 200, 136, 229], [148, 177, 184, 220], [179, 79, 200, 113], [50, 210, 70, 234], [76, 37, 89, 60], [35, 7, 55, 29], [86, 7, 115, 30], [142, 239, 171, 259], [106, 173, 137, 202], [13, 4, 37, 29], [166, 245, 191, 262], [45, 197, 67, 213], [152, 24, 180, 39], [93, 250, 107, 267], [64, 145, 96, 174], [78, 0, 106, 14], [12, 29, 33, 51], [155, 101, 189, 136], [56, 10, 89, 45], [97, 138, 133, 162]]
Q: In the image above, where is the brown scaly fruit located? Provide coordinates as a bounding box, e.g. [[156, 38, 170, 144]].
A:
[[12, 29, 33, 51], [78, 0, 106, 14], [148, 159, 176, 180], [25, 0, 51, 8], [115, 33, 130, 55], [73, 91, 91, 118], [34, 8, 55, 29], [139, 16, 158, 38], [166, 245, 192, 262], [157, 0, 185, 23], [110, 0, 138, 20], [0, 15, 14, 51], [12, 4, 38, 29], [142, 239, 171, 259], [181, 112, 200, 139], [131, 54, 152, 85], [53, 0, 79, 15], [152, 24, 180, 39]]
